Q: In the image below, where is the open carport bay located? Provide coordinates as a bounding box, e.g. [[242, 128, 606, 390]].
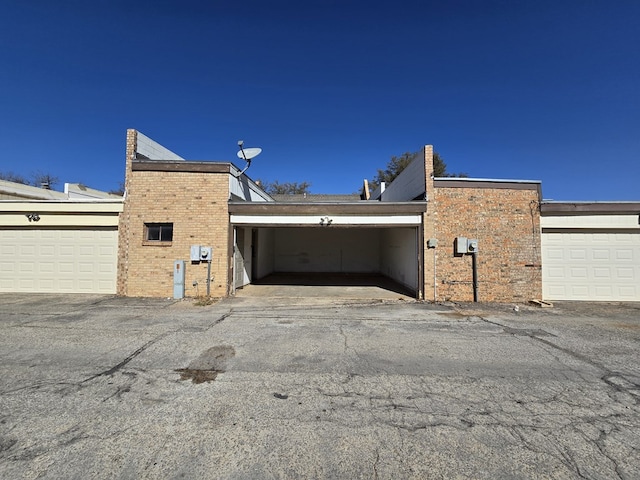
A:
[[241, 226, 419, 296]]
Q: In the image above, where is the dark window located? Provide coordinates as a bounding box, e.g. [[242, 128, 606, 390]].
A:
[[145, 223, 173, 242]]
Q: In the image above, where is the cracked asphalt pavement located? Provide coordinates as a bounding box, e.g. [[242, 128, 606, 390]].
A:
[[0, 293, 639, 479]]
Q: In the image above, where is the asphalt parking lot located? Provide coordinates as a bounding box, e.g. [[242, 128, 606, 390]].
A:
[[0, 293, 639, 479]]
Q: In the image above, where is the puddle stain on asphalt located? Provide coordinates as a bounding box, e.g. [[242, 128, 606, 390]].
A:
[[176, 345, 235, 384]]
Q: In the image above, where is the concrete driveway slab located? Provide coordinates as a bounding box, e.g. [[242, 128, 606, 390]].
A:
[[0, 294, 639, 479]]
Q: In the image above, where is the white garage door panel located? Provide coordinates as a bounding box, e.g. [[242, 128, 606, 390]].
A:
[[542, 232, 640, 301], [0, 229, 118, 294]]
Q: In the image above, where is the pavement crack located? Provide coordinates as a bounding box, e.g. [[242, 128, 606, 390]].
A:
[[94, 310, 233, 382], [207, 311, 231, 329], [372, 447, 380, 479], [478, 315, 640, 402], [593, 428, 625, 479], [338, 325, 348, 353], [82, 332, 169, 383]]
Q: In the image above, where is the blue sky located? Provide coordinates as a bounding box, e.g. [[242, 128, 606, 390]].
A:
[[1, 1, 638, 200]]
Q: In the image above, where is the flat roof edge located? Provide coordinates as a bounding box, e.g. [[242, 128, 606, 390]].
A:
[[541, 201, 640, 214], [435, 177, 541, 184], [132, 160, 232, 173], [434, 177, 541, 190]]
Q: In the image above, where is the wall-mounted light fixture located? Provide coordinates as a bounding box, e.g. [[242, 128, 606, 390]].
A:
[[26, 213, 40, 222], [319, 216, 333, 226]]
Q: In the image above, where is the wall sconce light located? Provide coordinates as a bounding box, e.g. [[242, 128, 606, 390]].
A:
[[319, 216, 333, 226], [26, 213, 40, 222]]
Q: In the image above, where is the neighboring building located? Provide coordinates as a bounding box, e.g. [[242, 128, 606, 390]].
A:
[[541, 202, 640, 301], [2, 130, 637, 302], [0, 180, 123, 293]]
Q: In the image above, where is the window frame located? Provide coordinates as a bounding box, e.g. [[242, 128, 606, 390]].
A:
[[143, 222, 174, 245]]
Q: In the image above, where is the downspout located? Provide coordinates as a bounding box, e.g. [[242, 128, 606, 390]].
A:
[[432, 208, 437, 303], [472, 252, 478, 302], [231, 226, 237, 295]]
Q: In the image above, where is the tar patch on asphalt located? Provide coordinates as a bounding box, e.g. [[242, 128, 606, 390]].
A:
[[176, 345, 235, 384]]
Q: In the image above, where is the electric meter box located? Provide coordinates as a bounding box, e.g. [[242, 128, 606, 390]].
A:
[[200, 246, 212, 262], [455, 237, 468, 255], [467, 239, 479, 253], [190, 245, 202, 262]]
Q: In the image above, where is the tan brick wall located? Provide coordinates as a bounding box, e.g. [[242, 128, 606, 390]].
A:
[[430, 186, 542, 302], [118, 134, 230, 297]]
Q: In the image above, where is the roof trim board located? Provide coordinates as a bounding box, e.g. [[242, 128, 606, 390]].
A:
[[228, 201, 427, 215], [541, 202, 640, 215], [132, 160, 231, 174]]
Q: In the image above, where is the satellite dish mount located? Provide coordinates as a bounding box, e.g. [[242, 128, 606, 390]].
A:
[[235, 140, 262, 177]]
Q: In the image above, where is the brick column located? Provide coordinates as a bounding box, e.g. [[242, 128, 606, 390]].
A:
[[116, 129, 137, 295], [422, 145, 437, 302]]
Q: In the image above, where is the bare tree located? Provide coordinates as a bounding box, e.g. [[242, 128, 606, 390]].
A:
[[109, 181, 125, 196], [0, 171, 29, 185], [31, 171, 59, 189], [257, 180, 311, 195]]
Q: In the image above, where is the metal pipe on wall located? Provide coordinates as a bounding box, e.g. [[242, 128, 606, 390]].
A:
[[472, 252, 478, 302]]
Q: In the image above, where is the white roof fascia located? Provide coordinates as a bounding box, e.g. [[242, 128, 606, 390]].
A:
[[435, 177, 541, 184]]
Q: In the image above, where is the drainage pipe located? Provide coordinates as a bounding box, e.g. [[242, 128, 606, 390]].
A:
[[472, 252, 478, 302], [433, 246, 437, 303]]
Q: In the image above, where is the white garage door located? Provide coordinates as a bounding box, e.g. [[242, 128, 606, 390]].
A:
[[0, 229, 118, 294], [542, 231, 640, 301]]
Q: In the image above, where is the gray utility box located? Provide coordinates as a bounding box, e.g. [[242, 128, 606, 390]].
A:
[[173, 260, 185, 299], [190, 245, 213, 262], [455, 236, 468, 254], [455, 237, 479, 255]]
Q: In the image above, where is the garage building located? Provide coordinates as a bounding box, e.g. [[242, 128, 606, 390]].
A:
[[0, 181, 123, 294], [541, 202, 640, 301]]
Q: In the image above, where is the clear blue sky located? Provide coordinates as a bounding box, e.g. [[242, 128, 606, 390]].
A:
[[1, 1, 638, 200]]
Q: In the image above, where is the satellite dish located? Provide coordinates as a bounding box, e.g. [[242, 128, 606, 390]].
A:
[[237, 147, 262, 161], [234, 140, 262, 177]]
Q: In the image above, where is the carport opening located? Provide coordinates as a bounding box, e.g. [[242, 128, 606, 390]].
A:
[[233, 226, 420, 298]]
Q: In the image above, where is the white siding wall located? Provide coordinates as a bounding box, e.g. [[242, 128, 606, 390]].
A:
[[136, 131, 184, 160], [381, 154, 426, 202], [229, 176, 272, 202]]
